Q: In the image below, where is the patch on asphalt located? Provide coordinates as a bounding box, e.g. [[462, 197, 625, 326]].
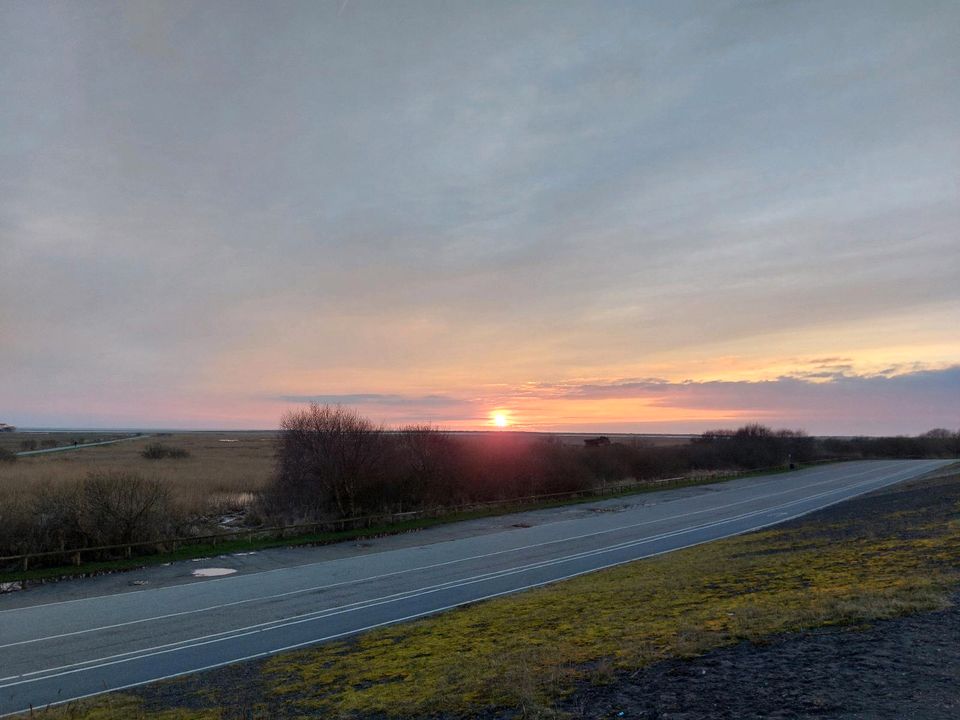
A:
[[192, 568, 237, 577]]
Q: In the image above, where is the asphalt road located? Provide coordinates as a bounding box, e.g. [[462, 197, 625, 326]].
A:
[[0, 459, 951, 716], [15, 435, 151, 457]]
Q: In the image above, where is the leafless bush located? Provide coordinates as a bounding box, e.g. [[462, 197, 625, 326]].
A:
[[141, 443, 191, 460], [0, 492, 34, 555], [30, 480, 85, 552], [695, 424, 814, 468], [1, 471, 182, 559], [384, 424, 464, 509], [268, 404, 389, 519], [75, 471, 179, 546]]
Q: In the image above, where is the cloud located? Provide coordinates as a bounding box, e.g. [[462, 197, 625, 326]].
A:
[[539, 366, 960, 434], [1, 2, 958, 430], [274, 394, 463, 408]]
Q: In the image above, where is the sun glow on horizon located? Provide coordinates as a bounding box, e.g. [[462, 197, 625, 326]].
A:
[[491, 411, 510, 428]]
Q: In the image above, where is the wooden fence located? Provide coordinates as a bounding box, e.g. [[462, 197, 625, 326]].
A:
[[2, 464, 807, 575]]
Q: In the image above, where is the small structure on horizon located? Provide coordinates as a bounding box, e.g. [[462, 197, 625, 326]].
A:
[[584, 436, 611, 447], [0, 423, 16, 432]]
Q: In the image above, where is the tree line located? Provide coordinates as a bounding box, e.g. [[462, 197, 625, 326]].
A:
[[263, 404, 958, 522], [2, 404, 955, 568]]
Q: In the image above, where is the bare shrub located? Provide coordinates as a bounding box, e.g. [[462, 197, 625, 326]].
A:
[[2, 472, 181, 559], [0, 491, 35, 555], [533, 441, 594, 494], [695, 425, 814, 469], [269, 404, 389, 519], [141, 443, 191, 460], [76, 471, 179, 546], [0, 447, 16, 463], [384, 425, 463, 510]]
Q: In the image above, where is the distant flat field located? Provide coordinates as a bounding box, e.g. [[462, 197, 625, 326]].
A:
[[0, 431, 131, 453], [448, 431, 695, 447], [0, 432, 278, 515], [0, 430, 691, 516]]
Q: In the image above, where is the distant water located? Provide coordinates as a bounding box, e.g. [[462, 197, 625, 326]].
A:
[[17, 427, 275, 433]]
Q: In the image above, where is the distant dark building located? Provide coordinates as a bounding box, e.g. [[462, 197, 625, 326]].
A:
[[0, 423, 15, 432], [584, 436, 611, 447]]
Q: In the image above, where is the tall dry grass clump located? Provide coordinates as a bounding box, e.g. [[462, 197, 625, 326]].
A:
[[0, 471, 182, 558], [141, 443, 191, 460]]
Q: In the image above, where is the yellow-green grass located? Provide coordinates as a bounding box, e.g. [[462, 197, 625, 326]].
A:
[[27, 471, 960, 719]]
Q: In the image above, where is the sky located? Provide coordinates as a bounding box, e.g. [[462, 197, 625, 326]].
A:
[[1, 0, 958, 435]]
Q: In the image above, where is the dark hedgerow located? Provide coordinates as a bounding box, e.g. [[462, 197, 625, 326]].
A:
[[0, 447, 17, 463], [141, 443, 191, 460]]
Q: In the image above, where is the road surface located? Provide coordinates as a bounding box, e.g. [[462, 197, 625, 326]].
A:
[[15, 435, 151, 457], [0, 459, 952, 716]]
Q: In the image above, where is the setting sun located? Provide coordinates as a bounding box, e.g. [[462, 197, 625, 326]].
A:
[[491, 411, 509, 428]]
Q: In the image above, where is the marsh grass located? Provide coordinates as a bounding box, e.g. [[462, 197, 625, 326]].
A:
[[0, 434, 276, 564], [0, 433, 274, 518]]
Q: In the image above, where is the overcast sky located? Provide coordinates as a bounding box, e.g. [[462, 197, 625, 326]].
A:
[[1, 0, 957, 434]]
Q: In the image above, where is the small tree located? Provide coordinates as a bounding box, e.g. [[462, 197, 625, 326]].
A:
[[387, 425, 462, 509], [272, 404, 388, 518]]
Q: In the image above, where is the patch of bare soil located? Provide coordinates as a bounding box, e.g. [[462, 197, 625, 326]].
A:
[[564, 596, 960, 719], [562, 470, 960, 720]]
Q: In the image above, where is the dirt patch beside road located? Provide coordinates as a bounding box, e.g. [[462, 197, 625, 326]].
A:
[[563, 469, 960, 719], [566, 592, 960, 720]]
